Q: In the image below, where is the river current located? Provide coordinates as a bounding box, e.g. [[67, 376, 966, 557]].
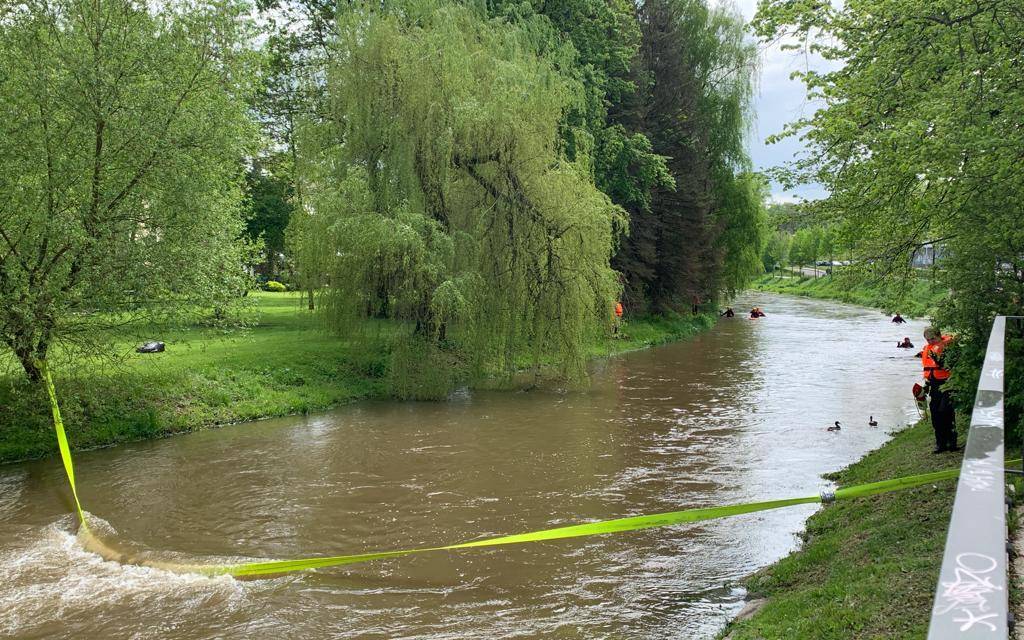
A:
[[0, 293, 927, 639]]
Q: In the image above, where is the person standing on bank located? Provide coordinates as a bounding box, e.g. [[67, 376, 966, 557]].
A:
[[921, 326, 958, 453]]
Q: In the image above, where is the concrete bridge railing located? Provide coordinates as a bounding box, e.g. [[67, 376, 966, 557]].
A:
[[928, 316, 1020, 638]]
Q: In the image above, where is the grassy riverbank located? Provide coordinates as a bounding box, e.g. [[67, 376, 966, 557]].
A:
[[751, 272, 946, 318], [0, 292, 714, 464], [720, 419, 962, 640]]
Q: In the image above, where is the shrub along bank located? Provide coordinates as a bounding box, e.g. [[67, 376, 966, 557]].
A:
[[751, 272, 946, 318], [720, 419, 964, 639], [0, 292, 715, 464]]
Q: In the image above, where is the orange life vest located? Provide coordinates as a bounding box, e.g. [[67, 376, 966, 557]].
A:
[[922, 335, 952, 381], [614, 302, 623, 317]]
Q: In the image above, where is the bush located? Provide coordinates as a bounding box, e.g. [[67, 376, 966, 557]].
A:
[[263, 280, 287, 292]]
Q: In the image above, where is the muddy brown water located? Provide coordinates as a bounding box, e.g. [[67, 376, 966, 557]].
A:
[[0, 293, 928, 639]]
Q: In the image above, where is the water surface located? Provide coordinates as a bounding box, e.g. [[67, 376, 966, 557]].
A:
[[0, 293, 927, 639]]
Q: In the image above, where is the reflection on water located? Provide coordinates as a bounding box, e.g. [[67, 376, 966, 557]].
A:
[[0, 293, 927, 639]]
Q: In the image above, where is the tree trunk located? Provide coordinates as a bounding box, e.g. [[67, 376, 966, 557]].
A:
[[267, 249, 277, 280], [15, 344, 46, 383], [307, 286, 315, 310]]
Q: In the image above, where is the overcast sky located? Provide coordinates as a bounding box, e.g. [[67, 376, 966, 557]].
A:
[[723, 0, 834, 203]]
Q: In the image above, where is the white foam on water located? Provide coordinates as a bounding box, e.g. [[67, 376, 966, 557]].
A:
[[0, 515, 251, 638]]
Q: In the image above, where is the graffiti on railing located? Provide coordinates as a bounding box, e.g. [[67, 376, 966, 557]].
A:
[[927, 316, 1014, 639], [958, 458, 1000, 494], [933, 552, 1003, 632]]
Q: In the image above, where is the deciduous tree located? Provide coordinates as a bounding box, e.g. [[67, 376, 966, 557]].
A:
[[244, 157, 294, 279], [293, 1, 624, 390], [0, 0, 257, 381], [753, 0, 1024, 434]]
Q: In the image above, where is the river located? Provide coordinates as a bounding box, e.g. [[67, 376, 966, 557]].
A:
[[0, 293, 927, 639]]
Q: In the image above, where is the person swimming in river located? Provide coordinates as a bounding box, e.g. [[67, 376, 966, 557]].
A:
[[749, 307, 766, 319], [892, 313, 907, 324], [897, 337, 914, 349], [721, 307, 735, 318]]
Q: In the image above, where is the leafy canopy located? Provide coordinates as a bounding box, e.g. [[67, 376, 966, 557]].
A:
[[291, 0, 625, 393], [753, 0, 1024, 434], [0, 0, 257, 381]]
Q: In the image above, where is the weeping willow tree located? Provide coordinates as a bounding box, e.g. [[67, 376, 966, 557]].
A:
[[290, 0, 624, 395]]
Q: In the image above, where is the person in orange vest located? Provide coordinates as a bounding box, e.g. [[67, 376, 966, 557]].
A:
[[613, 301, 624, 334], [921, 326, 957, 453]]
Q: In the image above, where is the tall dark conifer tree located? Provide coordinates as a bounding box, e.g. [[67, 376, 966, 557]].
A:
[[614, 0, 762, 313]]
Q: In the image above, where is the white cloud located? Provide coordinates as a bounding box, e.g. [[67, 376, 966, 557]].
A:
[[714, 0, 841, 200]]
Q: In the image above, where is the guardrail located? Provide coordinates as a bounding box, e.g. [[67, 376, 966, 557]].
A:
[[928, 316, 1019, 638]]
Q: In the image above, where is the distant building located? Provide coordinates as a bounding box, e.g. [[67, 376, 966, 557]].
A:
[[912, 243, 945, 268]]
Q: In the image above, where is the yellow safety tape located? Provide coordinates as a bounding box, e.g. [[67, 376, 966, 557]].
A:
[[41, 361, 88, 532], [199, 467, 967, 577], [41, 361, 1009, 579]]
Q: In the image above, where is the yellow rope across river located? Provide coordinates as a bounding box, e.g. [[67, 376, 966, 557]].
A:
[[39, 362, 997, 579]]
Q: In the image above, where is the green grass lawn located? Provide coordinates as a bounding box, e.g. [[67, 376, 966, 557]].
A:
[[0, 292, 391, 463], [751, 271, 947, 318], [0, 292, 716, 463], [720, 419, 965, 640]]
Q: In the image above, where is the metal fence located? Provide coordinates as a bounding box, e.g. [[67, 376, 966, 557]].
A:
[[927, 316, 1019, 638]]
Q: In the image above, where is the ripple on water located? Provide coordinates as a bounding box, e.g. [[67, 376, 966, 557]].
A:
[[0, 293, 930, 639], [0, 515, 255, 638]]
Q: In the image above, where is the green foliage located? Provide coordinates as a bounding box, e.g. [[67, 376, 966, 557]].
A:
[[937, 236, 1024, 443], [751, 273, 944, 318], [595, 125, 675, 213], [768, 218, 850, 273], [244, 157, 294, 279], [762, 231, 791, 272], [613, 0, 763, 312], [293, 0, 625, 391], [752, 0, 1023, 436], [487, 0, 673, 213], [387, 337, 466, 401], [715, 173, 769, 296], [252, 0, 337, 307], [788, 227, 820, 269], [0, 0, 258, 382], [263, 280, 288, 292], [253, 0, 333, 143]]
